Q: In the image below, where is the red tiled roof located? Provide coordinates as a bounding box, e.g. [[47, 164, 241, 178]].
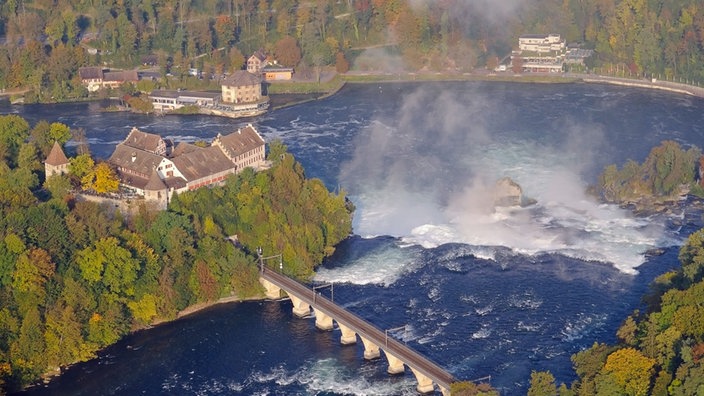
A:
[[109, 144, 166, 179], [78, 66, 104, 80], [171, 142, 201, 157], [123, 127, 163, 153], [45, 141, 69, 166], [103, 70, 139, 82], [222, 71, 261, 87], [250, 49, 267, 62], [214, 124, 265, 160], [144, 169, 167, 191], [172, 146, 234, 182]]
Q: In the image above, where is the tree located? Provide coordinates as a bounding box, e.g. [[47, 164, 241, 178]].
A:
[[0, 240, 18, 288], [17, 143, 41, 172], [71, 128, 90, 156], [335, 51, 349, 73], [601, 348, 655, 396], [69, 154, 95, 180], [486, 56, 499, 71], [189, 260, 219, 301], [528, 371, 558, 396], [49, 122, 72, 146], [44, 303, 91, 370], [9, 307, 46, 384], [572, 342, 614, 395], [617, 315, 639, 346], [0, 115, 30, 166], [228, 47, 245, 72], [64, 200, 118, 248], [641, 140, 700, 196], [76, 237, 139, 299], [29, 120, 52, 158], [12, 248, 55, 312], [275, 36, 302, 67], [679, 229, 704, 284], [127, 293, 158, 325], [46, 44, 77, 86], [214, 15, 236, 47], [81, 162, 119, 194], [45, 13, 67, 45]]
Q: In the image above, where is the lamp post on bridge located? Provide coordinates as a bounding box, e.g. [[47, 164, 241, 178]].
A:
[[257, 247, 283, 273], [312, 283, 334, 303], [385, 325, 408, 347], [256, 246, 263, 272]]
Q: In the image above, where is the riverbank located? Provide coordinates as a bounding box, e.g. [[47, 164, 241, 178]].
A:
[[171, 293, 265, 321], [339, 70, 704, 98], [577, 74, 704, 97]]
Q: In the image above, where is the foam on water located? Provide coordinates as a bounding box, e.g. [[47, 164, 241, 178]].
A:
[[507, 291, 543, 310], [314, 241, 422, 286], [344, 136, 679, 276], [472, 326, 493, 340], [560, 313, 609, 342], [250, 358, 417, 395], [161, 373, 243, 395]]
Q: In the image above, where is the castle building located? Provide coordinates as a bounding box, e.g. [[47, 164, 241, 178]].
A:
[[107, 124, 267, 209]]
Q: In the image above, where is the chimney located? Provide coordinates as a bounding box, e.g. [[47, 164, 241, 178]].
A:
[[131, 152, 136, 162]]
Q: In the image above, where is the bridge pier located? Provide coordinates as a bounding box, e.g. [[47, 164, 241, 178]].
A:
[[410, 367, 436, 394], [360, 337, 380, 360], [337, 323, 357, 345], [289, 295, 311, 317], [313, 307, 334, 330], [259, 278, 281, 299], [384, 351, 405, 375]]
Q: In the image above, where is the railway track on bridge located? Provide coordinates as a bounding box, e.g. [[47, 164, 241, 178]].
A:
[[260, 267, 455, 394]]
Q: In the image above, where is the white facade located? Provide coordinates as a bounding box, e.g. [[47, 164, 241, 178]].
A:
[[519, 34, 565, 53]]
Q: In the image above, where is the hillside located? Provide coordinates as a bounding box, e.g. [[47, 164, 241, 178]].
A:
[[1, 0, 704, 102]]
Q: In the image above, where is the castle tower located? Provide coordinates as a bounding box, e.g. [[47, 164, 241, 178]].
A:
[[144, 169, 169, 209], [45, 141, 69, 178]]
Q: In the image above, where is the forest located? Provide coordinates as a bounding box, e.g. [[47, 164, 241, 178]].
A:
[[0, 114, 353, 392], [596, 140, 704, 206], [1, 0, 704, 101]]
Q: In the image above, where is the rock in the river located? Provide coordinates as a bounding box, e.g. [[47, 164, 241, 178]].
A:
[[493, 177, 536, 207]]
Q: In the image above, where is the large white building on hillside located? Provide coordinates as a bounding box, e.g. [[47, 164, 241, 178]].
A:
[[514, 34, 566, 73], [518, 34, 565, 53]]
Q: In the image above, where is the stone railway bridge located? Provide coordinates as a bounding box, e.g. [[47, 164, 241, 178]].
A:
[[259, 266, 454, 395]]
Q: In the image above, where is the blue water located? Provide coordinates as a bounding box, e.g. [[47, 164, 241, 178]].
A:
[[6, 81, 704, 395]]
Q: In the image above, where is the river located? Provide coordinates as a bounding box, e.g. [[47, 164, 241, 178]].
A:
[[5, 81, 704, 395]]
